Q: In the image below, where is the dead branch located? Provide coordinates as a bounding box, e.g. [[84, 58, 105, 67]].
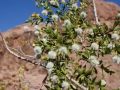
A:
[[18, 47, 36, 58], [92, 0, 99, 25], [0, 32, 89, 90], [8, 46, 35, 59], [66, 75, 88, 90], [0, 33, 40, 65]]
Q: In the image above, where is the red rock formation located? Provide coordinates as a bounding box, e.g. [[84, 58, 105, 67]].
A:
[[0, 0, 120, 90], [87, 0, 120, 21]]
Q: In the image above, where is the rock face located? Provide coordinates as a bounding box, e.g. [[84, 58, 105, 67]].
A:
[[0, 24, 47, 90], [87, 0, 120, 21], [0, 0, 120, 90]]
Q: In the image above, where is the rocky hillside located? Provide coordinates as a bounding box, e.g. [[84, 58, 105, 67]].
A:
[[0, 0, 120, 90], [0, 23, 48, 90], [88, 0, 120, 20]]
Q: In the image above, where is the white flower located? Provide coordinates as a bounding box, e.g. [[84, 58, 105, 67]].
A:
[[47, 23, 52, 27], [72, 44, 81, 52], [41, 3, 44, 6], [35, 1, 39, 6], [61, 0, 65, 3], [23, 26, 30, 32], [48, 51, 57, 59], [62, 81, 69, 90], [89, 56, 97, 61], [51, 75, 58, 83], [75, 27, 83, 35], [117, 13, 120, 18], [34, 30, 39, 35], [107, 43, 115, 49], [50, 0, 59, 6], [34, 25, 40, 30], [52, 14, 59, 21], [50, 0, 56, 5], [112, 55, 120, 64], [101, 80, 106, 86], [72, 3, 78, 9], [41, 9, 48, 16], [42, 38, 47, 43], [34, 46, 42, 55], [111, 33, 120, 40], [59, 47, 68, 54], [91, 43, 99, 50], [91, 59, 99, 66], [80, 11, 87, 18], [63, 19, 71, 27], [46, 62, 54, 69], [88, 28, 94, 35], [48, 68, 53, 75], [89, 56, 99, 66]]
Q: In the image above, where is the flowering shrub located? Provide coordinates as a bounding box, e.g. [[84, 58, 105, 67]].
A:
[[26, 0, 120, 90]]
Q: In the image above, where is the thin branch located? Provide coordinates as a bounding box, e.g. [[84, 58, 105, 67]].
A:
[[66, 75, 88, 90], [18, 47, 35, 58], [0, 33, 40, 65], [0, 32, 88, 90], [92, 0, 99, 25], [9, 47, 35, 59]]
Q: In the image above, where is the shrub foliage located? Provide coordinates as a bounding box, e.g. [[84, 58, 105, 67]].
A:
[[27, 0, 120, 90]]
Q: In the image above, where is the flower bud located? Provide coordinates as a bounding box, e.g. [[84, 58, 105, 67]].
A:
[[101, 80, 106, 86], [75, 27, 83, 35], [112, 55, 120, 64], [88, 28, 94, 35], [34, 30, 39, 35], [117, 13, 120, 18], [72, 3, 78, 10], [50, 0, 59, 6], [89, 56, 99, 66], [52, 14, 59, 21], [72, 44, 81, 52], [51, 75, 58, 83], [41, 9, 48, 16], [62, 81, 69, 90], [34, 46, 42, 55], [107, 43, 115, 49], [80, 11, 87, 18], [23, 26, 30, 32], [91, 43, 99, 50], [111, 33, 120, 40], [61, 0, 65, 3], [34, 25, 40, 30], [63, 19, 71, 27], [48, 51, 57, 59], [59, 46, 68, 54], [46, 62, 54, 69]]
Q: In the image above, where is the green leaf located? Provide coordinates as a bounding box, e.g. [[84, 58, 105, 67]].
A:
[[93, 67, 98, 74], [115, 44, 120, 54]]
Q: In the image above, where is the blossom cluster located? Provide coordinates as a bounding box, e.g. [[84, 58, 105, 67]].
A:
[[26, 0, 120, 89]]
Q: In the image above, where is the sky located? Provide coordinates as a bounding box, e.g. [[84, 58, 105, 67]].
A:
[[0, 0, 40, 32], [106, 0, 120, 4], [0, 0, 120, 32]]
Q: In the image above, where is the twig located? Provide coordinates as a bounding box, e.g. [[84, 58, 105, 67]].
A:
[[18, 47, 35, 58], [9, 47, 35, 59], [66, 75, 88, 90], [92, 0, 99, 25], [0, 32, 48, 89], [0, 33, 39, 65], [0, 33, 88, 90]]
